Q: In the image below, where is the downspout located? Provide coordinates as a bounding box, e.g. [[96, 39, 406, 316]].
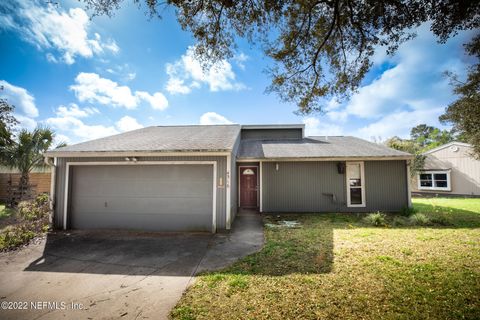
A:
[[44, 156, 56, 224]]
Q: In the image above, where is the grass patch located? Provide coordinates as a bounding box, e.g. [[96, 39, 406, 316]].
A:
[[172, 198, 480, 320]]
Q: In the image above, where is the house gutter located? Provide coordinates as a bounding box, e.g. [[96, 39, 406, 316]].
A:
[[236, 156, 414, 162], [43, 150, 232, 158]]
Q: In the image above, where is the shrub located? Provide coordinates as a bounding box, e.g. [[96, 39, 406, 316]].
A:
[[35, 193, 49, 206], [392, 216, 409, 227], [363, 212, 386, 227], [0, 224, 37, 250], [17, 194, 49, 221], [430, 215, 451, 226], [409, 213, 431, 226], [17, 201, 41, 221], [0, 194, 50, 251], [400, 205, 417, 217]]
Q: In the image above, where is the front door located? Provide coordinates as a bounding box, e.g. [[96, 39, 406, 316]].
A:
[[240, 166, 258, 208]]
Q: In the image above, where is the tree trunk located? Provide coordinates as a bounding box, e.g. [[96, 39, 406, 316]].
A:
[[19, 171, 30, 201]]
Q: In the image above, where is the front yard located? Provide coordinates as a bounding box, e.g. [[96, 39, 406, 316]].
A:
[[172, 198, 480, 319]]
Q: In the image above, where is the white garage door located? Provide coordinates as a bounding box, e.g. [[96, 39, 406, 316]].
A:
[[69, 164, 214, 232]]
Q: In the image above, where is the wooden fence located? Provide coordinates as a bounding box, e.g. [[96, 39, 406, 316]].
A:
[[0, 173, 51, 202]]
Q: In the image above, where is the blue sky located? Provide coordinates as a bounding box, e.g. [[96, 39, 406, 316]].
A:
[[0, 0, 475, 145]]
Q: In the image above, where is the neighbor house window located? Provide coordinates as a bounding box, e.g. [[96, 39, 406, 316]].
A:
[[346, 162, 366, 207], [418, 171, 451, 191]]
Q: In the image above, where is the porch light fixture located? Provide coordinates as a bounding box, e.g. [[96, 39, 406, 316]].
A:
[[275, 163, 279, 171]]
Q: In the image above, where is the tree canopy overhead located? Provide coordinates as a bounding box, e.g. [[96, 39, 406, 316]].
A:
[[84, 0, 480, 114], [440, 34, 480, 158]]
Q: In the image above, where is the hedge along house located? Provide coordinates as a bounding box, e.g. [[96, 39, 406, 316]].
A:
[[44, 124, 412, 233]]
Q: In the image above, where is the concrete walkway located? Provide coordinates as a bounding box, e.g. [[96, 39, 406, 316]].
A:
[[0, 212, 264, 320]]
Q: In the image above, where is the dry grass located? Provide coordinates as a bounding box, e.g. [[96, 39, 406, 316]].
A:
[[172, 198, 480, 320]]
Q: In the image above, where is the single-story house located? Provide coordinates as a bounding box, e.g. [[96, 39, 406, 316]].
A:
[[411, 141, 480, 196], [44, 124, 413, 233]]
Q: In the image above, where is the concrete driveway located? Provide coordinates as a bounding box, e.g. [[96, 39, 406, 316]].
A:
[[0, 213, 263, 320]]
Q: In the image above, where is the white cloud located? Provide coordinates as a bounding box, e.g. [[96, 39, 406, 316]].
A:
[[344, 24, 472, 120], [71, 73, 137, 108], [166, 46, 246, 94], [45, 115, 119, 141], [0, 80, 39, 117], [0, 1, 119, 64], [45, 105, 144, 142], [357, 108, 445, 140], [233, 53, 249, 70], [45, 104, 118, 142], [116, 116, 143, 132], [55, 103, 99, 118], [303, 117, 343, 136], [199, 112, 233, 125], [166, 78, 192, 95], [103, 39, 119, 54], [0, 80, 39, 130], [54, 133, 72, 146], [135, 91, 168, 111], [15, 114, 37, 131], [45, 53, 58, 63], [102, 64, 136, 82], [70, 72, 168, 110], [306, 23, 474, 139]]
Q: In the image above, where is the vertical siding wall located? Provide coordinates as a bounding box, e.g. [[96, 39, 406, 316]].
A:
[[230, 135, 241, 223], [241, 128, 303, 140], [53, 156, 228, 230], [262, 160, 408, 212], [364, 161, 408, 211], [411, 145, 480, 196]]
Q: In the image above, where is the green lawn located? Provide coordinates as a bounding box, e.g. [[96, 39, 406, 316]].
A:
[[172, 198, 480, 320]]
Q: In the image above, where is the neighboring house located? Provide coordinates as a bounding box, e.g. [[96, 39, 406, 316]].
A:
[[44, 124, 412, 233], [0, 166, 52, 201], [411, 142, 480, 196]]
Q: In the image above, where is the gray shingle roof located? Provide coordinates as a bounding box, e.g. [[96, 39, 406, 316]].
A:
[[238, 136, 412, 159], [47, 125, 241, 154]]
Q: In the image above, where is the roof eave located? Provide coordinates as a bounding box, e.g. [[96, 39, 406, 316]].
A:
[[236, 155, 414, 161], [44, 149, 232, 158], [422, 141, 472, 155]]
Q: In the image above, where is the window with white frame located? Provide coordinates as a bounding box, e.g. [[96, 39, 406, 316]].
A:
[[346, 162, 366, 207], [418, 171, 451, 191]]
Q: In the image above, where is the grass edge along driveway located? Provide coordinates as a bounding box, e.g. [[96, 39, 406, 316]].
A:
[[172, 198, 480, 320]]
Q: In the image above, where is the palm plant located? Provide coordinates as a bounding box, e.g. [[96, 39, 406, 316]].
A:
[[0, 127, 55, 200]]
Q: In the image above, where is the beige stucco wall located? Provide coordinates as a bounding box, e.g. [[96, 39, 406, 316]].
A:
[[411, 144, 480, 196]]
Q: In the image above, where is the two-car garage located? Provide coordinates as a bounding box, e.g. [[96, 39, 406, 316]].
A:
[[66, 162, 216, 232]]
